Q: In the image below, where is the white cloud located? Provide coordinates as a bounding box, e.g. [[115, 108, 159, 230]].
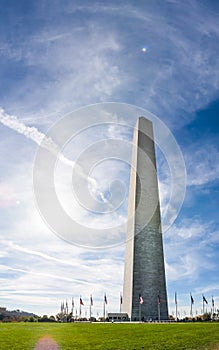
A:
[[185, 145, 219, 186], [0, 182, 18, 209], [1, 1, 218, 137], [164, 218, 218, 285], [0, 230, 124, 315], [1, 24, 122, 119]]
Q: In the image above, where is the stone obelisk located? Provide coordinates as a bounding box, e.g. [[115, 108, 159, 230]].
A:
[[122, 117, 168, 321]]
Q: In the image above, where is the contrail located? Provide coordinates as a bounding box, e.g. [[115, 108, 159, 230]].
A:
[[0, 107, 74, 167], [0, 107, 108, 203]]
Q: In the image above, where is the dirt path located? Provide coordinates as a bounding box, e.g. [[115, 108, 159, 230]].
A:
[[34, 336, 59, 350]]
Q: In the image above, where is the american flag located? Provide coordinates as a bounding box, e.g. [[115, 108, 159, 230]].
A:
[[212, 296, 214, 307], [203, 295, 208, 304], [139, 294, 143, 304], [157, 294, 161, 305]]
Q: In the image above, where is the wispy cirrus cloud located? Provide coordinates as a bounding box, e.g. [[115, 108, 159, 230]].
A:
[[1, 1, 218, 128], [185, 145, 219, 186], [0, 233, 124, 315], [0, 22, 122, 118], [164, 218, 218, 284]]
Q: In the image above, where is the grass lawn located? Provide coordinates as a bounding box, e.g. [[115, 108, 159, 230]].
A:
[[0, 322, 218, 350]]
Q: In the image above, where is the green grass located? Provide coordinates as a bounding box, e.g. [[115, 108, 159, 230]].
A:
[[0, 322, 219, 350]]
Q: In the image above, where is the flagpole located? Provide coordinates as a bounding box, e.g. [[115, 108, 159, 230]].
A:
[[176, 303, 178, 322], [211, 296, 213, 320], [203, 295, 204, 316], [212, 296, 214, 320], [157, 292, 160, 322], [175, 292, 178, 322], [190, 293, 193, 318], [103, 294, 107, 321], [139, 302, 141, 322], [80, 296, 81, 319], [90, 295, 92, 322], [213, 296, 214, 316], [66, 300, 68, 322], [158, 302, 160, 322], [138, 294, 143, 322], [190, 299, 193, 318], [71, 298, 74, 321], [103, 300, 105, 320]]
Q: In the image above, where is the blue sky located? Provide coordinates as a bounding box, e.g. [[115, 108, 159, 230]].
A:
[[0, 0, 218, 318]]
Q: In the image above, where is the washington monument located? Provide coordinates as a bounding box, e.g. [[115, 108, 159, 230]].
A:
[[122, 117, 168, 321]]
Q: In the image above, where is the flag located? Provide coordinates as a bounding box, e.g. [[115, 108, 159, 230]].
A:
[[157, 294, 160, 305], [120, 294, 123, 305], [139, 294, 143, 304], [190, 294, 194, 304], [104, 294, 108, 304], [66, 300, 68, 313], [203, 295, 208, 304], [80, 297, 84, 306], [175, 292, 177, 305], [212, 296, 214, 308], [72, 298, 74, 307], [61, 302, 64, 312], [90, 295, 93, 306]]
